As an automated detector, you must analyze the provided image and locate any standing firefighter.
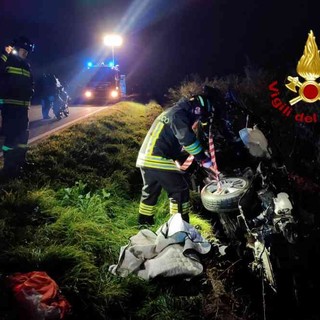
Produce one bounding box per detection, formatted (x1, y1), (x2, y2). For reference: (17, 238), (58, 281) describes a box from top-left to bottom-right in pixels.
(39, 73), (59, 120)
(136, 95), (214, 225)
(0, 36), (35, 178)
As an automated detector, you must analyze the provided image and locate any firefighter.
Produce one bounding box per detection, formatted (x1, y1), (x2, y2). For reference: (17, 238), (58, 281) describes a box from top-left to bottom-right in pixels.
(39, 73), (53, 120)
(136, 94), (214, 225)
(39, 73), (59, 120)
(0, 36), (35, 178)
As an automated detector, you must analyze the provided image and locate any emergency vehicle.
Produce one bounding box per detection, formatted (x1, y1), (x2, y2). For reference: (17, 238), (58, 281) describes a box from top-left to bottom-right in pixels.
(76, 62), (126, 105)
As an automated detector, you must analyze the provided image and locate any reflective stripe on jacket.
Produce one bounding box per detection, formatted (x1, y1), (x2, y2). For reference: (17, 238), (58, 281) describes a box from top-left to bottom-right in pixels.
(136, 98), (207, 171)
(0, 99), (30, 106)
(0, 51), (34, 103)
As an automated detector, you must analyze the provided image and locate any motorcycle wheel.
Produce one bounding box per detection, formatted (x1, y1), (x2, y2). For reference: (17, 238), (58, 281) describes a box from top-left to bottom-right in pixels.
(54, 111), (62, 120)
(63, 105), (69, 117)
(201, 177), (250, 213)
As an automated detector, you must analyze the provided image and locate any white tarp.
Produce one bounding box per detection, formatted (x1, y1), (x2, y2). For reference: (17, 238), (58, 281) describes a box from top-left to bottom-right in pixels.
(109, 213), (212, 280)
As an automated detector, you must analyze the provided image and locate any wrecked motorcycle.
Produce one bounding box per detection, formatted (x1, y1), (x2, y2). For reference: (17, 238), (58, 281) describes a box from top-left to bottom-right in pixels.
(53, 86), (70, 120)
(198, 93), (302, 317)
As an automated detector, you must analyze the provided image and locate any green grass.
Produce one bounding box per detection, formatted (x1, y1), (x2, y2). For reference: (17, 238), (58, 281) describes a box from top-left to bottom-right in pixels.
(0, 101), (235, 320)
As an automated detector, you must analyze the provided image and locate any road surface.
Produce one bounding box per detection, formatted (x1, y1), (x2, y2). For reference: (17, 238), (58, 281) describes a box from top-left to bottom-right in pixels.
(0, 104), (109, 156)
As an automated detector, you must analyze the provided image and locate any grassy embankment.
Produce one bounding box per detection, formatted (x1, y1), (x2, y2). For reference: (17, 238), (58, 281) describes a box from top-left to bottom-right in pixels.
(0, 101), (219, 320)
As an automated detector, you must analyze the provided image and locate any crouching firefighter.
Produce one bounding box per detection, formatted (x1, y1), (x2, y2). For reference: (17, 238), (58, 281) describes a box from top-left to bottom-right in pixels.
(136, 94), (214, 225)
(0, 36), (35, 178)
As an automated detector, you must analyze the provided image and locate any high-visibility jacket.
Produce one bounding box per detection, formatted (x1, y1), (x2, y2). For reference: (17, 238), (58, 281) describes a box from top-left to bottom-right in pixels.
(136, 97), (207, 171)
(0, 51), (34, 107)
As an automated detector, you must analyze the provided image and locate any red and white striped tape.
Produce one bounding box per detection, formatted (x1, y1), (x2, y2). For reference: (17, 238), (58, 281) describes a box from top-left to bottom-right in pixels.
(178, 154), (194, 170)
(208, 123), (220, 182)
(177, 122), (221, 185)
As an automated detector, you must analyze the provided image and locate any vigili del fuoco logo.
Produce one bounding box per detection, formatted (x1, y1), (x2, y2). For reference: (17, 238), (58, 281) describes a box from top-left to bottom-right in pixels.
(268, 30), (320, 123)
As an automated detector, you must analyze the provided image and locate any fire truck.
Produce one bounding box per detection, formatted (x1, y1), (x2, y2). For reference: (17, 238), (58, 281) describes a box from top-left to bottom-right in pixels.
(75, 63), (126, 105)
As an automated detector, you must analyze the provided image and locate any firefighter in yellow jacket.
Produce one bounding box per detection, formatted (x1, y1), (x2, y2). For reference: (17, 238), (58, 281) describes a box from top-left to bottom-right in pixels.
(136, 95), (214, 225)
(0, 36), (35, 178)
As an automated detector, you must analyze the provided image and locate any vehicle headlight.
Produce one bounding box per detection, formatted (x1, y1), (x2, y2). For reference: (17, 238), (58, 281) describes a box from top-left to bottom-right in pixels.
(84, 90), (93, 98)
(110, 90), (119, 98)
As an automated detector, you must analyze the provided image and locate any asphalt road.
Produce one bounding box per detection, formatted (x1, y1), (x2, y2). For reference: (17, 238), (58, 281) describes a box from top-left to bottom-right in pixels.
(0, 104), (109, 155)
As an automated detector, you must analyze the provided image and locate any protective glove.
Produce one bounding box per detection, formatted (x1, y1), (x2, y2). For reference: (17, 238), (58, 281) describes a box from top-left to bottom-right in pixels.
(4, 46), (13, 54)
(201, 157), (213, 168)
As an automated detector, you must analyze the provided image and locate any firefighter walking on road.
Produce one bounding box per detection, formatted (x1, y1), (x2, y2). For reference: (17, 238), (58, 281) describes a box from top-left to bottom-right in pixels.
(0, 36), (35, 179)
(136, 94), (215, 225)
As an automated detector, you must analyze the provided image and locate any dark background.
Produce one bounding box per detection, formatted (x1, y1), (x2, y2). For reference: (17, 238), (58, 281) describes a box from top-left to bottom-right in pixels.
(1, 0), (319, 97)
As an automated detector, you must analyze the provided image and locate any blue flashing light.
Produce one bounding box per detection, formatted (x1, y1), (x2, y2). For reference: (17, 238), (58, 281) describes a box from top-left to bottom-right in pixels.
(87, 61), (93, 68)
(108, 61), (114, 68)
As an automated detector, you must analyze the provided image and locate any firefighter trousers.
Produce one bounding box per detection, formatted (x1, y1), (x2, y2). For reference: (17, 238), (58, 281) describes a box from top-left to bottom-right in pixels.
(139, 168), (190, 219)
(1, 104), (29, 173)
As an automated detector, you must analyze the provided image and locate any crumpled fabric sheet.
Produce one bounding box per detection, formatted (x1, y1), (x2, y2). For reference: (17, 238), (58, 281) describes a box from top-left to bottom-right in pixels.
(109, 213), (212, 280)
(5, 271), (71, 320)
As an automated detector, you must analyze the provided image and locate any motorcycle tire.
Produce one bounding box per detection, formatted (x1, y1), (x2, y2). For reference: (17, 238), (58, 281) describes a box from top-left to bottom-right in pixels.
(63, 105), (69, 117)
(55, 112), (62, 120)
(201, 176), (250, 213)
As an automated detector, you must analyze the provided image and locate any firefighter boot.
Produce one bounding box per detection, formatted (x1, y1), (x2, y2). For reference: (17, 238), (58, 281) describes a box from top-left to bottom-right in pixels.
(181, 214), (190, 223)
(138, 214), (154, 227)
(169, 199), (189, 222)
(0, 150), (21, 179)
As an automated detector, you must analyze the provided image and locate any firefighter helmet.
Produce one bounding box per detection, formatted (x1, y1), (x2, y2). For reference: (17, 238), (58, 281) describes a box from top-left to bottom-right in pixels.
(13, 36), (35, 52)
(189, 95), (213, 121)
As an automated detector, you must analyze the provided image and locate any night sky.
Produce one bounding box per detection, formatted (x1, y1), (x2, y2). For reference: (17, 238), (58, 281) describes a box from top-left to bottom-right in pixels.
(1, 0), (319, 96)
